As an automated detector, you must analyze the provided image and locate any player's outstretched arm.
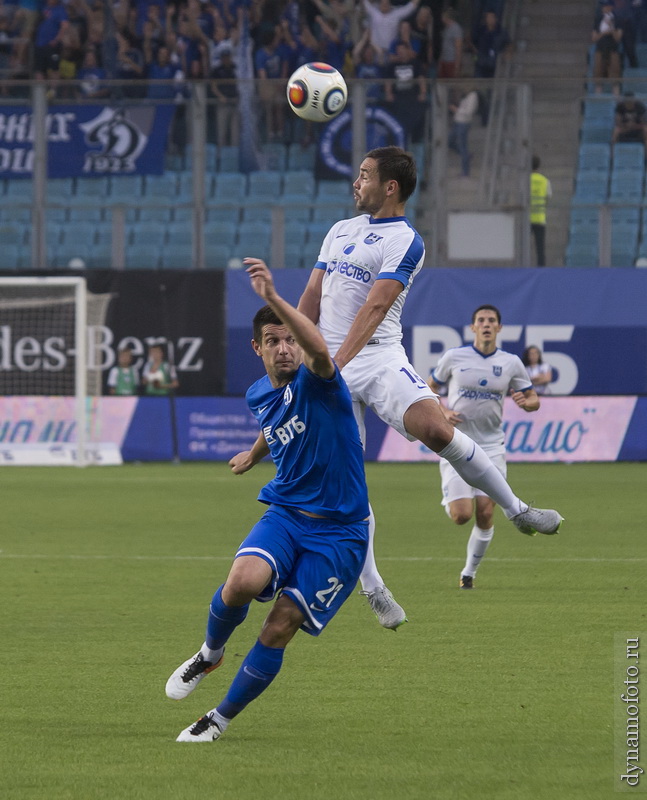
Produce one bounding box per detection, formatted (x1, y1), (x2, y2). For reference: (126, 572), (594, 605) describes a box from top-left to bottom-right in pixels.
(333, 278), (403, 370)
(297, 267), (323, 324)
(245, 258), (334, 379)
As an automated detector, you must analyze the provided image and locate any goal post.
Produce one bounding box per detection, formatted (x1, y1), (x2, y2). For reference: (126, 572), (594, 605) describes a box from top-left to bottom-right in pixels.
(0, 277), (91, 465)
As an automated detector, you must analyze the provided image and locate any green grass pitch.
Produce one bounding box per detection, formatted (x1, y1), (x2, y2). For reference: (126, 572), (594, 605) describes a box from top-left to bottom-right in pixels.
(2, 461), (645, 800)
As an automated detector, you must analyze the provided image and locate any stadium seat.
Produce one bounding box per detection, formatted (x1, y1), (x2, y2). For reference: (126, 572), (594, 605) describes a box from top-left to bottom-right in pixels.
(287, 142), (316, 171)
(125, 243), (161, 269)
(316, 179), (350, 200)
(167, 223), (193, 246)
(577, 143), (611, 172)
(109, 175), (145, 202)
(46, 178), (74, 202)
(612, 143), (644, 171)
(247, 170), (283, 200)
(204, 243), (233, 268)
(160, 243), (193, 269)
(73, 177), (110, 203)
(573, 173), (608, 203)
(177, 171), (195, 199)
(283, 170), (316, 197)
(312, 204), (346, 223)
(69, 206), (103, 223)
(61, 223), (96, 249)
(305, 221), (331, 244)
(280, 195), (313, 223)
(138, 206), (173, 224)
(128, 221), (167, 246)
(205, 225), (237, 249)
(6, 180), (32, 200)
(0, 206), (31, 224)
(217, 145), (239, 172)
(205, 143), (218, 171)
(211, 172), (247, 202)
(610, 170), (643, 199)
(45, 207), (68, 223)
(241, 204), (273, 224)
(145, 173), (178, 201)
(0, 244), (20, 270)
(262, 142), (287, 171)
(206, 206), (240, 225)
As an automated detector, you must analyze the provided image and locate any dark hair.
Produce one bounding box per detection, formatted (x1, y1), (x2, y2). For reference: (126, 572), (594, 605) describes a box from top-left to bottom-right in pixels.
(253, 305), (284, 342)
(522, 345), (542, 366)
(364, 146), (417, 202)
(471, 304), (501, 324)
(532, 155), (540, 171)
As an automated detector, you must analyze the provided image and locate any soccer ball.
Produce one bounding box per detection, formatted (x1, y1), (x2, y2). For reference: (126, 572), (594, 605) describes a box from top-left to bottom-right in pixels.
(286, 62), (348, 123)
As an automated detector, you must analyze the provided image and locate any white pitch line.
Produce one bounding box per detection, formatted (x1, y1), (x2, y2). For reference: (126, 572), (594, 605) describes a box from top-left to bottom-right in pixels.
(0, 553), (645, 564)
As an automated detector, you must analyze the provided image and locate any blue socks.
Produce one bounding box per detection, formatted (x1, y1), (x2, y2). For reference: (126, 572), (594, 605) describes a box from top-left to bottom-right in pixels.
(216, 639), (285, 720)
(205, 585), (249, 651)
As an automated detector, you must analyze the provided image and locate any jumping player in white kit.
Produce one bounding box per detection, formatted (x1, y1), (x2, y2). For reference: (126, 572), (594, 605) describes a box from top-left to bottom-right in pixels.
(233, 147), (563, 631)
(429, 305), (540, 589)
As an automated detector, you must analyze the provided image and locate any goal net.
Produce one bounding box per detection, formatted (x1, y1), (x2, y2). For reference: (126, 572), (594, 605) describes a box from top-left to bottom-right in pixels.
(0, 277), (114, 466)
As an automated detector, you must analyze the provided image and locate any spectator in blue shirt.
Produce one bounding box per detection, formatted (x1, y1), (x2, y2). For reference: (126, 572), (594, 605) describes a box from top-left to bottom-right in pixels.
(34, 0), (69, 79)
(254, 26), (286, 141)
(76, 48), (109, 98)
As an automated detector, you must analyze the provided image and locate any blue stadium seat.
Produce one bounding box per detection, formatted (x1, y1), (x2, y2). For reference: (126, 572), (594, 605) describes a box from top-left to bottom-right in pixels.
(45, 207), (68, 223)
(206, 206), (240, 225)
(61, 223), (96, 249)
(69, 206), (103, 223)
(125, 243), (161, 269)
(305, 221), (331, 244)
(73, 177), (109, 204)
(6, 180), (32, 200)
(241, 204), (273, 224)
(0, 244), (20, 270)
(109, 175), (145, 203)
(300, 241), (323, 269)
(206, 143), (218, 171)
(280, 195), (312, 223)
(138, 206), (173, 223)
(312, 204), (346, 223)
(316, 179), (349, 200)
(167, 223), (193, 246)
(50, 244), (93, 269)
(204, 243), (233, 268)
(247, 170), (283, 200)
(46, 178), (74, 202)
(128, 221), (166, 246)
(211, 172), (247, 202)
(177, 171), (194, 199)
(205, 225), (237, 249)
(145, 173), (178, 201)
(577, 143), (611, 172)
(612, 142), (644, 170)
(573, 172), (608, 202)
(287, 142), (316, 171)
(262, 142), (287, 171)
(610, 169), (643, 199)
(283, 170), (316, 197)
(0, 206), (31, 224)
(160, 243), (193, 269)
(218, 145), (239, 172)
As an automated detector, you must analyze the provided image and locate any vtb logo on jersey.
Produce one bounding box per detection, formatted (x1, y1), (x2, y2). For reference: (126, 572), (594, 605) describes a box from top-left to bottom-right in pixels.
(263, 425), (275, 444)
(493, 366), (502, 377)
(363, 233), (383, 245)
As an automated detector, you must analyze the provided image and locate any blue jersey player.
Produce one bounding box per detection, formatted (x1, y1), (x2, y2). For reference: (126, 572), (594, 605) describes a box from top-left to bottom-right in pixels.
(166, 258), (370, 743)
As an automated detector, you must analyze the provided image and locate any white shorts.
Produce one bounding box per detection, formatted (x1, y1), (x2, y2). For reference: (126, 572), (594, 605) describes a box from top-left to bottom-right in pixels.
(341, 344), (437, 443)
(439, 451), (507, 508)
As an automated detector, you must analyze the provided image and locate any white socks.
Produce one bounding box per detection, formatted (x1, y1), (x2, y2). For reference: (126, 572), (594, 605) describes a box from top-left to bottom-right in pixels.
(438, 429), (527, 519)
(359, 505), (384, 593)
(208, 709), (231, 731)
(462, 525), (494, 578)
(200, 642), (224, 664)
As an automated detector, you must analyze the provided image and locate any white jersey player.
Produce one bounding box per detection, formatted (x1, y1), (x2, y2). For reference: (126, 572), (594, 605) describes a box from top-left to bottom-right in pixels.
(233, 147), (562, 630)
(430, 305), (540, 589)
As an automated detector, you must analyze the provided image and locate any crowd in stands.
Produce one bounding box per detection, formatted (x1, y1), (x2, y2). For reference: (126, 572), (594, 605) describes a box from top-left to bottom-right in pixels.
(0, 1), (513, 139)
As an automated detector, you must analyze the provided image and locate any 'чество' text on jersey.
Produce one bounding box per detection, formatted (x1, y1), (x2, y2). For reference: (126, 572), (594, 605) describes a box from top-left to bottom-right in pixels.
(315, 214), (425, 352)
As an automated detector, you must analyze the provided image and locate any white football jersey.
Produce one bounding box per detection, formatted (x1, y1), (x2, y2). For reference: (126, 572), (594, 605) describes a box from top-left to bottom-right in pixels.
(315, 214), (425, 352)
(432, 345), (533, 455)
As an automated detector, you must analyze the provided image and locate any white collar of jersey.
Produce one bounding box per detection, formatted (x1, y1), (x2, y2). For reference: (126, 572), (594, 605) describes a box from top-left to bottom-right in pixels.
(471, 344), (499, 359)
(369, 215), (408, 224)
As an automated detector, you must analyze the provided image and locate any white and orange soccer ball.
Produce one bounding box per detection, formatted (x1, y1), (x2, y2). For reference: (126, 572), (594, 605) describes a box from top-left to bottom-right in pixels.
(286, 62), (348, 123)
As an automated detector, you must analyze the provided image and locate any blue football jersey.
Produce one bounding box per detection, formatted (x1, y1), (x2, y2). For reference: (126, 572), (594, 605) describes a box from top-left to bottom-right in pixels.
(246, 364), (369, 522)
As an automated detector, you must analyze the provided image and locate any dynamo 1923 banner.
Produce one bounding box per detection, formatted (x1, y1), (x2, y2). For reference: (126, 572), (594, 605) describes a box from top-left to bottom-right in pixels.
(0, 105), (175, 177)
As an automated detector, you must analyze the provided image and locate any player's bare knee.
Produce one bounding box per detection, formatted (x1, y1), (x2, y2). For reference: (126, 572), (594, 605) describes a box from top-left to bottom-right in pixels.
(260, 597), (304, 647)
(451, 510), (472, 526)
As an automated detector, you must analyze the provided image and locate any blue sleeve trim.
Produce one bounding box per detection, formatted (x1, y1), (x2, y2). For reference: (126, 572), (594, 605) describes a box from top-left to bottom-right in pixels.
(431, 369), (446, 386)
(376, 272), (408, 287)
(314, 261), (326, 271)
(391, 231), (425, 283)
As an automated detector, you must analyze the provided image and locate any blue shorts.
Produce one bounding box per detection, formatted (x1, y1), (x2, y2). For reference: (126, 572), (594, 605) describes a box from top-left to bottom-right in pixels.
(235, 505), (369, 637)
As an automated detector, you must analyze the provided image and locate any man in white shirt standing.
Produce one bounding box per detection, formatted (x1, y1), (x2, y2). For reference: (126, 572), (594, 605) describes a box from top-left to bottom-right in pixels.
(449, 87), (479, 177)
(429, 305), (540, 589)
